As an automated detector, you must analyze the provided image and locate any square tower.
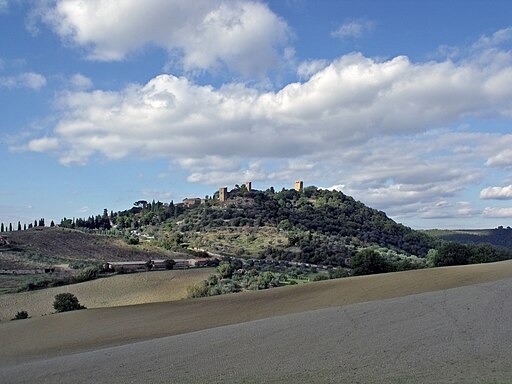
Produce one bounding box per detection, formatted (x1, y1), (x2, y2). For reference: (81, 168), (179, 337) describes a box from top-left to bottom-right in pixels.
(219, 187), (228, 202)
(244, 181), (252, 192)
(294, 180), (303, 192)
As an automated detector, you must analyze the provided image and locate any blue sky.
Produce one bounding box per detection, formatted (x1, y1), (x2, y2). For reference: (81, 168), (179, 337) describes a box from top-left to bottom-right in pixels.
(1, 0), (512, 230)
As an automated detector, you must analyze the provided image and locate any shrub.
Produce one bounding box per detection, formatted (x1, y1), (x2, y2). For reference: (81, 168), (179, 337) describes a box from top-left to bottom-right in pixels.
(12, 310), (29, 320)
(311, 274), (329, 281)
(187, 282), (209, 298)
(217, 262), (234, 279)
(25, 277), (52, 291)
(53, 293), (86, 313)
(164, 259), (176, 270)
(352, 248), (393, 276)
(126, 236), (139, 245)
(329, 267), (349, 279)
(74, 266), (100, 283)
(430, 243), (471, 267)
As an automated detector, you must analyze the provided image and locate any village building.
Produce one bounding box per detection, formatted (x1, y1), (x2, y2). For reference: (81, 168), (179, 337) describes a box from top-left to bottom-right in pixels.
(182, 198), (201, 208)
(219, 187), (228, 202)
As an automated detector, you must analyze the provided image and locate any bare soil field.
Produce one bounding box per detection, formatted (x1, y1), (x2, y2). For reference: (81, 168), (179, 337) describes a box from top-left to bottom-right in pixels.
(0, 268), (214, 321)
(3, 277), (511, 383)
(1, 260), (512, 371)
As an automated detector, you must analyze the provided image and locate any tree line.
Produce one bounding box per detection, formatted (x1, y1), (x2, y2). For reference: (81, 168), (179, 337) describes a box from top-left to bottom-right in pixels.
(0, 218), (55, 233)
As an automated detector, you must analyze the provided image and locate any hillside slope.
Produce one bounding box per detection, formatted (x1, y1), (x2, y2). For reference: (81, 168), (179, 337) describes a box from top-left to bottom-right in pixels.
(107, 186), (438, 266)
(3, 276), (510, 383)
(0, 227), (178, 269)
(0, 268), (214, 321)
(1, 260), (512, 365)
(427, 228), (512, 251)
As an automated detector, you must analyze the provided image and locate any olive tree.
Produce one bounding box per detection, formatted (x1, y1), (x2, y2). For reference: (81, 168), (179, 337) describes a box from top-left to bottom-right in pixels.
(53, 293), (86, 313)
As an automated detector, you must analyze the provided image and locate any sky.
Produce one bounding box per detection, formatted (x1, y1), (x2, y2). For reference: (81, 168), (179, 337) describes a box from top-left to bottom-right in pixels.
(1, 0), (512, 230)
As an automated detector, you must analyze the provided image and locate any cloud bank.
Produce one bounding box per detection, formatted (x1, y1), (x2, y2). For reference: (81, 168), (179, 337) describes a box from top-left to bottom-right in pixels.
(24, 47), (512, 163)
(40, 0), (291, 77)
(19, 37), (512, 219)
(18, 4), (512, 225)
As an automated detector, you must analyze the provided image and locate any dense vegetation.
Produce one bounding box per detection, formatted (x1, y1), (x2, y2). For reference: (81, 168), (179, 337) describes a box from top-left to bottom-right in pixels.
(427, 242), (512, 267)
(52, 185), (512, 270)
(426, 228), (512, 251)
(187, 258), (349, 298)
(61, 186), (437, 267)
(3, 185), (511, 298)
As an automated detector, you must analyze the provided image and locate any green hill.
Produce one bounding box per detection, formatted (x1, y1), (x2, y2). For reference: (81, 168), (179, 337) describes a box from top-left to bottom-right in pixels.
(3, 186), (512, 295)
(103, 186), (437, 266)
(425, 228), (512, 251)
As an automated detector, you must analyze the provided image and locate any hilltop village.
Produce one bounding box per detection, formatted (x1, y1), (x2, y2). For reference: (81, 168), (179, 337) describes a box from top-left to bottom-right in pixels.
(181, 180), (304, 207)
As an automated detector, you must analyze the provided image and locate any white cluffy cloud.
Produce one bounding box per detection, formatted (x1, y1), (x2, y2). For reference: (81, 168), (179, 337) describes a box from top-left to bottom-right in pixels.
(20, 29), (512, 221)
(41, 0), (291, 77)
(480, 185), (512, 200)
(25, 47), (512, 163)
(0, 72), (47, 90)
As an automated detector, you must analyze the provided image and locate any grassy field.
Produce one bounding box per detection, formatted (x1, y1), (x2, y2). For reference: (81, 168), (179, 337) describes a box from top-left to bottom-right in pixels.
(0, 268), (215, 321)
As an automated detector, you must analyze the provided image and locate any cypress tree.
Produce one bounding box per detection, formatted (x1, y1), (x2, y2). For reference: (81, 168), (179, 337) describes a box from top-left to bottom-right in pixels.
(1, 223), (4, 232)
(17, 221), (21, 231)
(9, 223), (13, 232)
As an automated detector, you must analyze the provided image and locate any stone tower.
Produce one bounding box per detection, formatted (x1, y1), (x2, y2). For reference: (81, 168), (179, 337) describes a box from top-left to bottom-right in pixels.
(294, 180), (303, 192)
(244, 181), (252, 192)
(219, 187), (228, 202)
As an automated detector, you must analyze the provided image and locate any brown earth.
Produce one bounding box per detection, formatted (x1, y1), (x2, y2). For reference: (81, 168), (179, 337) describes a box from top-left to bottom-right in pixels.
(0, 227), (179, 269)
(1, 260), (512, 366)
(0, 268), (215, 321)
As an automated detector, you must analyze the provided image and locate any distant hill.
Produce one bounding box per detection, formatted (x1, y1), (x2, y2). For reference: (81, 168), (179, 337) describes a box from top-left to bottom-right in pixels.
(4, 186), (512, 281)
(102, 186), (438, 266)
(0, 227), (178, 270)
(426, 228), (512, 251)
